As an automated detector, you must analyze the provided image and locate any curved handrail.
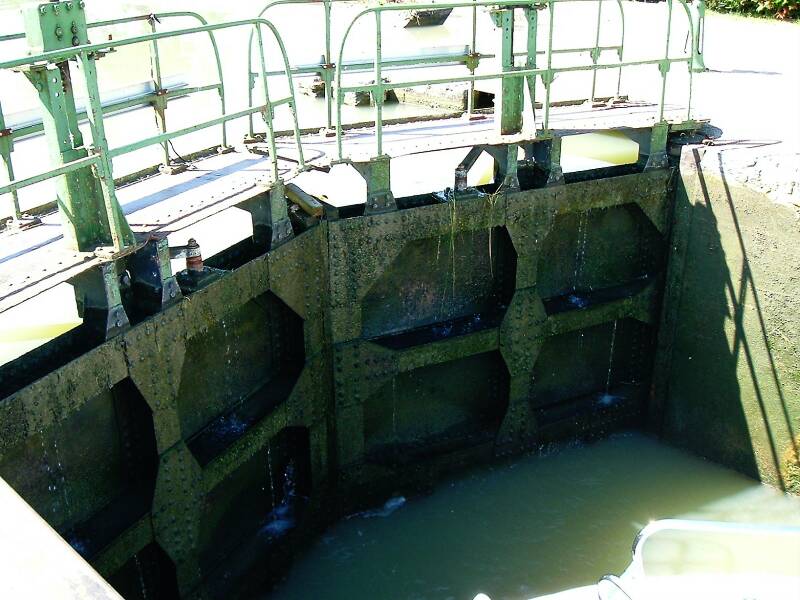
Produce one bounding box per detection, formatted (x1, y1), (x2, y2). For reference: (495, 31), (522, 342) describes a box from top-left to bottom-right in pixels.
(0, 11), (228, 221)
(0, 12), (227, 143)
(247, 0), (336, 134)
(0, 17), (306, 231)
(333, 0), (698, 160)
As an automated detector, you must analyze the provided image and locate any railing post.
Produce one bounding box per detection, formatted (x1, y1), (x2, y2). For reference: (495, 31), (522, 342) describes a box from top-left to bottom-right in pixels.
(323, 0), (334, 131)
(72, 262), (131, 341)
(147, 15), (180, 175)
(524, 5), (538, 124)
(374, 10), (384, 156)
(467, 0), (478, 118)
(353, 154), (396, 215)
(490, 6), (524, 135)
(255, 24), (280, 179)
(658, 0), (674, 123)
(543, 1), (556, 131)
(590, 0), (603, 103)
(484, 143), (520, 191)
(21, 1), (134, 252)
(689, 0), (706, 72)
(0, 101), (22, 221)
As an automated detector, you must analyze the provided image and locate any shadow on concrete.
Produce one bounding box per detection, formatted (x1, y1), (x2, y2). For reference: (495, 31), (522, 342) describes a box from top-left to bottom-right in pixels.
(665, 147), (798, 492)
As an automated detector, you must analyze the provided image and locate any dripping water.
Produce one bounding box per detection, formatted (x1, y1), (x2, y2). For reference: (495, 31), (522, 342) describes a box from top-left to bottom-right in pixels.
(266, 441), (276, 513)
(391, 376), (398, 452)
(449, 190), (457, 305)
(134, 554), (150, 600)
(573, 210), (589, 292)
(600, 319), (619, 406)
(262, 459), (299, 539)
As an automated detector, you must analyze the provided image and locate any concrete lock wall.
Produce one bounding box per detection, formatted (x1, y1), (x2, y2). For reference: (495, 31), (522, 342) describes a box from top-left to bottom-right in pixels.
(1, 164), (678, 597)
(655, 147), (800, 495)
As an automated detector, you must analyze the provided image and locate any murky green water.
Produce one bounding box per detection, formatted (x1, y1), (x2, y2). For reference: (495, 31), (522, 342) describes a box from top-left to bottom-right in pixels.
(268, 433), (800, 600)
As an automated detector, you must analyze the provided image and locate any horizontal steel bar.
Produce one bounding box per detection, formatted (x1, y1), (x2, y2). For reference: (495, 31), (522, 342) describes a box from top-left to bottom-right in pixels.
(338, 57), (691, 93)
(0, 18), (283, 70)
(9, 84), (221, 141)
(0, 10), (221, 44)
(109, 105), (267, 158)
(0, 154), (99, 196)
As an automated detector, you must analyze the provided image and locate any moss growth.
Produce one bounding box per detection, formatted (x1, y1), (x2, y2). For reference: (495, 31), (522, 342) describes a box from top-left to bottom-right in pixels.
(782, 435), (800, 495)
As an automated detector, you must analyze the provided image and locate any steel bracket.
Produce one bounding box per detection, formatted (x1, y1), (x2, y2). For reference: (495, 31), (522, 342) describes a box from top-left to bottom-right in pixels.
(353, 155), (396, 215)
(628, 124), (669, 171)
(127, 234), (182, 317)
(151, 88), (168, 112)
(240, 179), (294, 251)
(484, 144), (520, 192)
(454, 145), (485, 194)
(72, 262), (130, 342)
(524, 137), (564, 186)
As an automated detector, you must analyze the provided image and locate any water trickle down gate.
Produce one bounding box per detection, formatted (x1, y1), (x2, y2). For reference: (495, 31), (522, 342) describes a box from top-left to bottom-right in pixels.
(0, 1), (709, 597)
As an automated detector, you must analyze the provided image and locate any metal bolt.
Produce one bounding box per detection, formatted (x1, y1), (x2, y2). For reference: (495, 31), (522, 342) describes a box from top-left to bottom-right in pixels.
(78, 1), (85, 8)
(71, 23), (77, 33)
(55, 26), (63, 38)
(39, 5), (48, 14)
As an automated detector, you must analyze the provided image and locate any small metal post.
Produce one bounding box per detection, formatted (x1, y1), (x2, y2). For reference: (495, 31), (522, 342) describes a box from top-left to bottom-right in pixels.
(454, 145), (484, 194)
(353, 154), (396, 215)
(645, 123), (669, 170)
(543, 1), (556, 131)
(127, 234), (182, 317)
(147, 15), (173, 173)
(0, 103), (22, 221)
(72, 262), (131, 341)
(491, 7), (523, 135)
(374, 10), (384, 156)
(658, 0), (674, 123)
(323, 0), (334, 131)
(524, 6), (538, 122)
(240, 179), (294, 250)
(485, 144), (520, 192)
(590, 0), (604, 103)
(528, 137), (564, 186)
(689, 0), (707, 72)
(255, 24), (280, 180)
(467, 0), (478, 118)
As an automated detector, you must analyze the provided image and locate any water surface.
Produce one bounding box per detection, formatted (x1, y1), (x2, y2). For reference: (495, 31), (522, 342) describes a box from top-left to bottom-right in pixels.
(269, 433), (800, 600)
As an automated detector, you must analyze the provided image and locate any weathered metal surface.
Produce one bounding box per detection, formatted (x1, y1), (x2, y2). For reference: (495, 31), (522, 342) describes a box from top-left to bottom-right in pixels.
(0, 163), (673, 597)
(0, 1), (703, 595)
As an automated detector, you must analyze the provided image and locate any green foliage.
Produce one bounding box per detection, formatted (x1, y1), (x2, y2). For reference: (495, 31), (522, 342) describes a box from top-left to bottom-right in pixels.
(706, 0), (799, 20)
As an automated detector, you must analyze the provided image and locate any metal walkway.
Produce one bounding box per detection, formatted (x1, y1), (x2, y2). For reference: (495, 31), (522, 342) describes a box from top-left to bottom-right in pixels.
(0, 0), (707, 316)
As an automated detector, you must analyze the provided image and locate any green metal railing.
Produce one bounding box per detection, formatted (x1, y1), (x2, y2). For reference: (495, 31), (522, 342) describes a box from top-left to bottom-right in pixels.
(0, 12), (227, 221)
(248, 0), (337, 136)
(333, 0), (699, 159)
(0, 16), (305, 250)
(0, 0), (705, 252)
(248, 0), (628, 138)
